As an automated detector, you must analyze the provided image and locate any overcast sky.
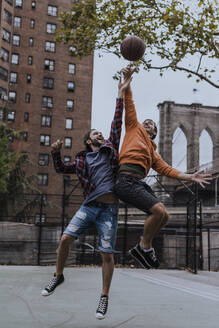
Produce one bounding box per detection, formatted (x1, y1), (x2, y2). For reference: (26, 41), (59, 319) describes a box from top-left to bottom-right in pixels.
(91, 52), (218, 171)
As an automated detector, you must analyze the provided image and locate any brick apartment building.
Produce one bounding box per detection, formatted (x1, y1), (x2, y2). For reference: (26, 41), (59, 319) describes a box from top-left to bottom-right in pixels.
(0, 0), (93, 223)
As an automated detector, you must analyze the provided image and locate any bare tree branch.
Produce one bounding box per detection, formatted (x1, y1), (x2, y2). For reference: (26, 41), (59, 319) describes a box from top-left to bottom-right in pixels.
(147, 64), (219, 88)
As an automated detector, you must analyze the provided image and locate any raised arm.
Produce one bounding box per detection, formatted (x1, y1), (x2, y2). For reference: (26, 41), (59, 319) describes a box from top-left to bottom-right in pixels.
(108, 73), (133, 151)
(51, 139), (76, 174)
(122, 66), (138, 130)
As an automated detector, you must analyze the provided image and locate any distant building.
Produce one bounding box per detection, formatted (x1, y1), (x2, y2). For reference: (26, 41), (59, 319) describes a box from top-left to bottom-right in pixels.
(0, 0), (93, 212)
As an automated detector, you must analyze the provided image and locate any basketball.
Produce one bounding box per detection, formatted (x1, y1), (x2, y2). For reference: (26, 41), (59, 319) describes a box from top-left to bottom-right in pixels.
(120, 35), (146, 61)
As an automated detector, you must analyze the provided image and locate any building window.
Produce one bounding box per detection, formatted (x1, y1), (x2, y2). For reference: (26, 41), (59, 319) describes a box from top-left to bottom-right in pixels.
(69, 63), (76, 74)
(0, 87), (7, 99)
(64, 156), (71, 162)
(8, 111), (15, 121)
(15, 0), (22, 8)
(31, 1), (36, 9)
(40, 134), (50, 146)
(67, 82), (75, 92)
(43, 77), (54, 89)
(64, 137), (72, 149)
(14, 16), (22, 28)
(0, 48), (9, 62)
(11, 53), (19, 65)
(29, 37), (34, 47)
(37, 174), (48, 186)
(9, 91), (16, 103)
(46, 23), (56, 34)
(4, 9), (12, 25)
(5, 0), (13, 6)
(13, 34), (20, 46)
(48, 5), (57, 16)
(39, 154), (49, 166)
(30, 19), (35, 29)
(42, 96), (53, 109)
(26, 74), (31, 83)
(41, 115), (52, 127)
(65, 118), (73, 130)
(25, 93), (31, 103)
(0, 66), (8, 81)
(23, 131), (28, 141)
(28, 56), (33, 65)
(66, 99), (74, 111)
(24, 112), (29, 122)
(0, 108), (3, 120)
(10, 72), (17, 83)
(44, 59), (55, 71)
(2, 29), (11, 43)
(35, 213), (46, 224)
(45, 41), (55, 53)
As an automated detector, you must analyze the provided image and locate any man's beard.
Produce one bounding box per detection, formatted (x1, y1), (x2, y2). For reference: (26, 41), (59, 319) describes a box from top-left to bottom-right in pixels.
(91, 139), (102, 147)
(145, 129), (154, 139)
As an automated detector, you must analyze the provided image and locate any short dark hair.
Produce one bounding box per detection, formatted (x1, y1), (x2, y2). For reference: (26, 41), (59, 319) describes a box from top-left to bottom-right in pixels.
(83, 129), (95, 151)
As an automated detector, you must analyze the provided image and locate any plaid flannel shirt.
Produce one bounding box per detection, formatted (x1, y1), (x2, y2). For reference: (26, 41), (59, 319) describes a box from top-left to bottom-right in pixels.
(52, 98), (123, 198)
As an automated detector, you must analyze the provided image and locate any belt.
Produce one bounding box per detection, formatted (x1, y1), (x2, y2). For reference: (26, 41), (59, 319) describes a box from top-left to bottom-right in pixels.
(119, 171), (144, 179)
(88, 200), (117, 207)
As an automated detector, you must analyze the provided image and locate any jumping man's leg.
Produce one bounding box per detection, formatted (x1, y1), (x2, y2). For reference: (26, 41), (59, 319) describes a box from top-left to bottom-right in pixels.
(41, 234), (75, 296)
(95, 203), (118, 320)
(100, 252), (114, 296)
(56, 234), (75, 276)
(41, 204), (92, 296)
(141, 202), (169, 249)
(129, 203), (169, 270)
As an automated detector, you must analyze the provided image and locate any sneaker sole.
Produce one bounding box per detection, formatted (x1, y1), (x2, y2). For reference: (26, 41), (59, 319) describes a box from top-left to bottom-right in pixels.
(95, 313), (106, 320)
(129, 248), (151, 269)
(41, 289), (54, 296)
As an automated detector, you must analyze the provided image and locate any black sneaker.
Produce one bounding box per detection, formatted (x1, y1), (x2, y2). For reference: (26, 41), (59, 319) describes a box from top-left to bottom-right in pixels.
(95, 295), (108, 320)
(129, 244), (160, 269)
(41, 273), (64, 296)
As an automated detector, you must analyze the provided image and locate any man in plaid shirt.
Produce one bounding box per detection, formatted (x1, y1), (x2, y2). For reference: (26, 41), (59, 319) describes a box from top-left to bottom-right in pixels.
(41, 71), (134, 320)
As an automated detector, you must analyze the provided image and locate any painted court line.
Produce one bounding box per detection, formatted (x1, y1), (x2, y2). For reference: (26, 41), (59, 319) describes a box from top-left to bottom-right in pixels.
(121, 271), (219, 302)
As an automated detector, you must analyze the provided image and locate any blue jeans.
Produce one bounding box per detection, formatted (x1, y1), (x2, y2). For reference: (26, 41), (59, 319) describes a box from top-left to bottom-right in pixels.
(64, 201), (119, 253)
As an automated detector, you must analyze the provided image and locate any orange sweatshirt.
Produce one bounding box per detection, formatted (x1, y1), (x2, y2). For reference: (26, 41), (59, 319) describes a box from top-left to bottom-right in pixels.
(119, 90), (180, 179)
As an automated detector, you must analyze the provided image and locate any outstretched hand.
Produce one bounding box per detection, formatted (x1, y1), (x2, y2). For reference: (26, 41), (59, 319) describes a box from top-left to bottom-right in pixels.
(121, 65), (137, 79)
(51, 139), (63, 152)
(191, 170), (212, 188)
(118, 65), (136, 98)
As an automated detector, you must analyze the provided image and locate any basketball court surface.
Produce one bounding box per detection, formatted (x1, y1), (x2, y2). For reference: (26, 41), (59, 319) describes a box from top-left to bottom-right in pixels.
(1, 266), (219, 328)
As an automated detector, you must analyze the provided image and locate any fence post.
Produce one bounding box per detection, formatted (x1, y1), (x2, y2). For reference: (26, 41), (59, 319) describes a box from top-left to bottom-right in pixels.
(193, 184), (198, 274)
(61, 177), (67, 235)
(37, 194), (44, 265)
(186, 203), (189, 268)
(208, 228), (211, 271)
(122, 203), (128, 266)
(199, 201), (203, 270)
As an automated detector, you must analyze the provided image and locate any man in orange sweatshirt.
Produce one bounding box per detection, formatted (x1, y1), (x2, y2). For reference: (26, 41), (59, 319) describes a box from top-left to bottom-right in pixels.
(114, 66), (211, 269)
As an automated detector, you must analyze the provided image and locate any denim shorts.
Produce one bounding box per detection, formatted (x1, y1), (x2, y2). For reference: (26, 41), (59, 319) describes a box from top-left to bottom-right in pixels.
(64, 201), (119, 253)
(114, 174), (159, 214)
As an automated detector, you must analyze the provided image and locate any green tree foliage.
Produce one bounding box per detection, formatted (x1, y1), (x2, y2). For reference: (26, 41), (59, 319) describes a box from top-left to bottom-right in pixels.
(56, 0), (219, 88)
(0, 106), (20, 193)
(0, 105), (39, 219)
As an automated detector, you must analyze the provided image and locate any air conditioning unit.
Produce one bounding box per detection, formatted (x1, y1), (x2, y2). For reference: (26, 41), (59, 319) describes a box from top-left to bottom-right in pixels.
(39, 160), (45, 165)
